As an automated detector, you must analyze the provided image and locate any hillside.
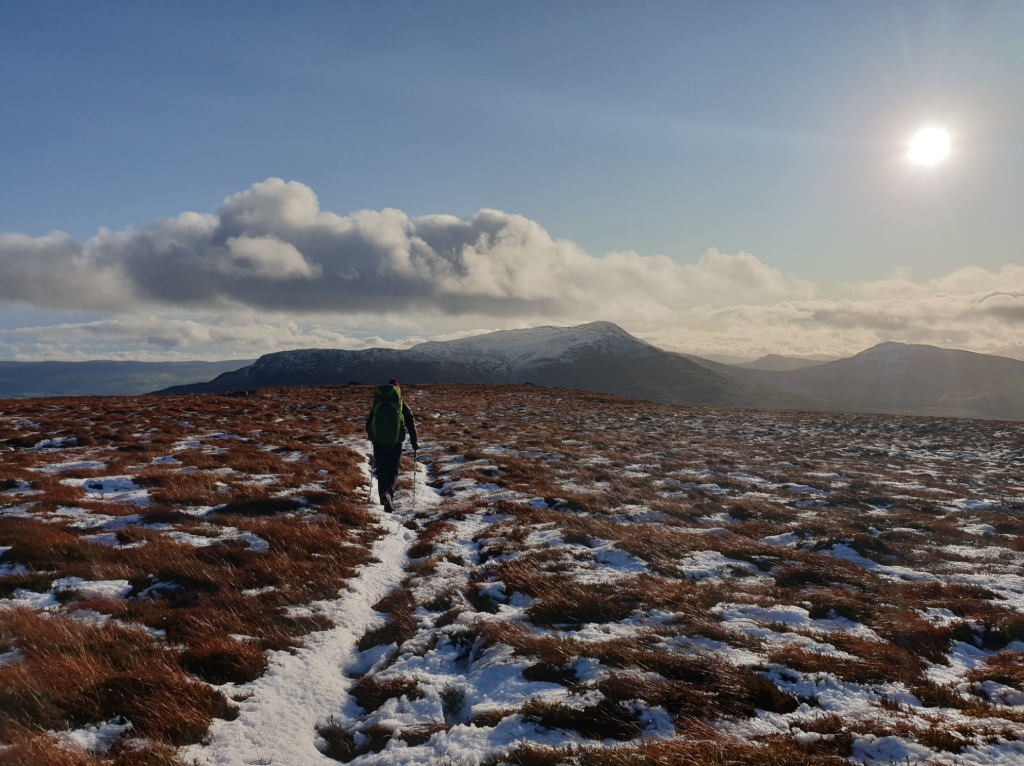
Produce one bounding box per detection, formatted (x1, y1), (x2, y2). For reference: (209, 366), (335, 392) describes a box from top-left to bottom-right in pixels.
(708, 342), (1024, 420)
(156, 322), (828, 412)
(2, 384), (1023, 764)
(731, 353), (835, 372)
(0, 359), (254, 398)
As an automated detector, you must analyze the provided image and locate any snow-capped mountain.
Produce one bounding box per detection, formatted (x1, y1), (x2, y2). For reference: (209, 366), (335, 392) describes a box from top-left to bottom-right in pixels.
(406, 321), (658, 374)
(157, 322), (822, 411)
(157, 326), (1024, 420)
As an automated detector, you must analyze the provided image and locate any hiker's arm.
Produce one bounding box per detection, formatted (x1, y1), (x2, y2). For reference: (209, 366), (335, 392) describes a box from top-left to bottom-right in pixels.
(365, 409), (374, 439)
(403, 404), (418, 449)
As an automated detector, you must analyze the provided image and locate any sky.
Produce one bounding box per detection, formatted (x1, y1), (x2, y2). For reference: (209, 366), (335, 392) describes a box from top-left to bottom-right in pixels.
(1, 0), (1022, 362)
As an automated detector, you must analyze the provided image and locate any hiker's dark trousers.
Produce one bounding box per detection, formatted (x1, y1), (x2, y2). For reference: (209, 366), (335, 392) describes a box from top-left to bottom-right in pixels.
(372, 443), (403, 504)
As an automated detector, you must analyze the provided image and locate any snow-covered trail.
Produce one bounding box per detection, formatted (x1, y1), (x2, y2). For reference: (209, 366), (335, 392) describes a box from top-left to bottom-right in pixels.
(183, 442), (438, 766)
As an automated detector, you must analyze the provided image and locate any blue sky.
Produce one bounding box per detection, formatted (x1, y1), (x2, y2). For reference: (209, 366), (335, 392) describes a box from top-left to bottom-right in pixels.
(1, 1), (1023, 360)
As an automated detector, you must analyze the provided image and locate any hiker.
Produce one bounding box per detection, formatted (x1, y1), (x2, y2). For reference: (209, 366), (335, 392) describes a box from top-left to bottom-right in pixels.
(365, 378), (418, 512)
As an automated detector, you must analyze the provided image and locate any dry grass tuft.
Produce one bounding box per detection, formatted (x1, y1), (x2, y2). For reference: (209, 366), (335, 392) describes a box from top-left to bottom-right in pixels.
(357, 588), (418, 651)
(0, 734), (107, 766)
(0, 608), (235, 746)
(179, 635), (269, 685)
(487, 734), (851, 766)
(968, 650), (1024, 690)
(519, 697), (644, 740)
(316, 719), (392, 762)
(349, 674), (423, 713)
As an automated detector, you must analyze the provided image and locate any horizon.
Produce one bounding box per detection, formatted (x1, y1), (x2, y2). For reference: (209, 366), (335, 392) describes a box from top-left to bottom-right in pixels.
(2, 2), (1022, 362)
(2, 320), (1020, 367)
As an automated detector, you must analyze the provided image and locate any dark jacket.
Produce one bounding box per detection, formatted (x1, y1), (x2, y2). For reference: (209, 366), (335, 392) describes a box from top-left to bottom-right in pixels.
(366, 398), (418, 447)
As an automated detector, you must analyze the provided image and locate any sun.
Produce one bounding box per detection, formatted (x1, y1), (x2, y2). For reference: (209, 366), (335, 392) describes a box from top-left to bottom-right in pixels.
(909, 128), (950, 165)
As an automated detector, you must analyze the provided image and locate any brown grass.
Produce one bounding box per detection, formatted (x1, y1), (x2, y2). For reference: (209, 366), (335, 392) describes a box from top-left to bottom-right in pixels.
(6, 384), (1024, 762)
(348, 674), (423, 713)
(485, 567), (721, 627)
(487, 734), (850, 765)
(968, 650), (1024, 690)
(0, 608), (235, 746)
(479, 622), (796, 718)
(316, 719), (392, 762)
(519, 697), (644, 740)
(0, 734), (107, 766)
(137, 470), (222, 506)
(357, 588), (418, 651)
(179, 635), (269, 685)
(0, 518), (108, 570)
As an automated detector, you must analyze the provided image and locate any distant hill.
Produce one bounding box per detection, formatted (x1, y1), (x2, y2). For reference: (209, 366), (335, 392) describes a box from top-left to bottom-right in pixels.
(0, 359), (255, 399)
(691, 352), (756, 365)
(157, 322), (827, 412)
(731, 354), (838, 372)
(703, 342), (1024, 420)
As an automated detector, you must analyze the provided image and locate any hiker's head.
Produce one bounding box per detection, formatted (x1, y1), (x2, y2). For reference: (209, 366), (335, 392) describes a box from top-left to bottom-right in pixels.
(389, 378), (399, 388)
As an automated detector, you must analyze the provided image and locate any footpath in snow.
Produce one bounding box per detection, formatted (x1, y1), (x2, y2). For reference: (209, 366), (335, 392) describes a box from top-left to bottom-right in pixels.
(183, 441), (434, 766)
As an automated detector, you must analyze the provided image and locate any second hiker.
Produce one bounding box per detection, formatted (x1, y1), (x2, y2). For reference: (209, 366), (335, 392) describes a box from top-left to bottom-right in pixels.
(365, 378), (418, 512)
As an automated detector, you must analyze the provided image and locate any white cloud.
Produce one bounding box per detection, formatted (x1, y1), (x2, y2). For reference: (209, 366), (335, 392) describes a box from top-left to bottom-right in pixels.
(0, 232), (134, 311)
(0, 177), (1021, 361)
(0, 178), (815, 316)
(219, 235), (322, 280)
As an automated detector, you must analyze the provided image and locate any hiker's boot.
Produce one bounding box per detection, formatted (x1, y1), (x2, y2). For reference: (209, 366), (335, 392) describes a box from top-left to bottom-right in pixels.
(382, 496), (394, 513)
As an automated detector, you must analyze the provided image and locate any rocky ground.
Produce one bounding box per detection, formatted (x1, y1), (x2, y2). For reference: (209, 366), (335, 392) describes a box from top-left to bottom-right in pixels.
(2, 384), (1023, 765)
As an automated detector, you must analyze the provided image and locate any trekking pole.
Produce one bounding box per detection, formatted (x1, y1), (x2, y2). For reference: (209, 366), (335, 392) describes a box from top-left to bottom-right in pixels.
(366, 454), (374, 504)
(412, 447), (418, 510)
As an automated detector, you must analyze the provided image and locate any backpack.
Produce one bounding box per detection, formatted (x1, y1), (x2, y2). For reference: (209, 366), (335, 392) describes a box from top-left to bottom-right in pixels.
(367, 385), (405, 445)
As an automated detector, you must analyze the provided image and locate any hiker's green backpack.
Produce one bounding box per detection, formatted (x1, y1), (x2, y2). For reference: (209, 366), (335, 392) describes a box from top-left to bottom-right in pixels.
(367, 385), (405, 445)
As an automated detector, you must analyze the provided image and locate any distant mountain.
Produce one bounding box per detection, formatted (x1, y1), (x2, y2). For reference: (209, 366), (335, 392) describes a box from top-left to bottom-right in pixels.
(153, 329), (1024, 421)
(692, 352), (756, 365)
(732, 354), (837, 372)
(704, 342), (1024, 420)
(0, 359), (254, 399)
(157, 322), (827, 411)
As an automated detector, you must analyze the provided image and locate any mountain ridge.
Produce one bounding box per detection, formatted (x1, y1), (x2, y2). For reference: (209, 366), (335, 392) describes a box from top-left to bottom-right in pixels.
(154, 325), (1024, 420)
(156, 322), (830, 412)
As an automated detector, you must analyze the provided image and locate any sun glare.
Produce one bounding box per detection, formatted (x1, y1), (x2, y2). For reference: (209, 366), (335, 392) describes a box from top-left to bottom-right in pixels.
(909, 128), (950, 165)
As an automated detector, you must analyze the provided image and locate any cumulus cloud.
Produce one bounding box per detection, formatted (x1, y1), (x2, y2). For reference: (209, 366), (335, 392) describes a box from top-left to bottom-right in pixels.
(0, 178), (814, 316)
(639, 276), (1024, 362)
(0, 232), (134, 311)
(0, 177), (1021, 361)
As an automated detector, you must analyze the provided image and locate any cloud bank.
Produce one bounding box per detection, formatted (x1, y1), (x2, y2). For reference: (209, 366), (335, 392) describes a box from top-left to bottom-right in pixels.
(0, 178), (813, 316)
(1, 178), (1022, 361)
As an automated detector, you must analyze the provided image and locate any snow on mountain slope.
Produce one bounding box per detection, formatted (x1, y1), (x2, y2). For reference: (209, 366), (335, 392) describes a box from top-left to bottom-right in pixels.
(406, 321), (658, 375)
(240, 322), (658, 380)
(156, 322), (824, 412)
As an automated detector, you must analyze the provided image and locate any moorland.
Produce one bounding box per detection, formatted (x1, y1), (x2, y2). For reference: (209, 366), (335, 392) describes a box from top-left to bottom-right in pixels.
(1, 384), (1023, 765)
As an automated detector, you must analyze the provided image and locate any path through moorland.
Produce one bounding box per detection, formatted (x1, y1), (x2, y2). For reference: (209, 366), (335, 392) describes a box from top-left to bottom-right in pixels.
(2, 384), (1024, 765)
